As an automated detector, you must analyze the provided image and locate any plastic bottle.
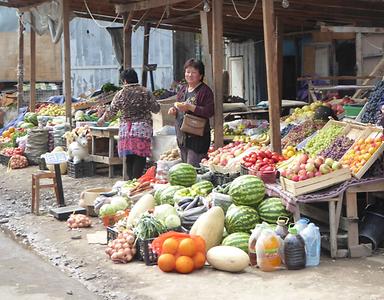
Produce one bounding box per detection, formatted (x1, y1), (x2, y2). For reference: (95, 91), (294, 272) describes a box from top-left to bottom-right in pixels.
(284, 226), (306, 270)
(300, 223), (321, 267)
(294, 217), (310, 233)
(275, 216), (289, 239)
(248, 223), (268, 266)
(256, 228), (282, 272)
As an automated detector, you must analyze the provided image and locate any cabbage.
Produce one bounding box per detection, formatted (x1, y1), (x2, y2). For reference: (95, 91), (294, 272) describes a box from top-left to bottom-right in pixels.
(165, 214), (181, 229)
(99, 204), (116, 217)
(153, 204), (177, 222)
(110, 196), (128, 211)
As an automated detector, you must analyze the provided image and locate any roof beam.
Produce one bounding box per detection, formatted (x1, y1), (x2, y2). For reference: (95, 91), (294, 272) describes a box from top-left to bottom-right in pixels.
(321, 26), (384, 33)
(115, 0), (187, 13)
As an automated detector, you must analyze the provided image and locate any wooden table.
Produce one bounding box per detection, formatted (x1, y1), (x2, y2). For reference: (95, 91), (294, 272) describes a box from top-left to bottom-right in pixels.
(89, 127), (127, 179)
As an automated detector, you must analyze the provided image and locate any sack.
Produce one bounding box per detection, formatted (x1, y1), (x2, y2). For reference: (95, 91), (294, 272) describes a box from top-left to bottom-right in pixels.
(180, 114), (207, 137)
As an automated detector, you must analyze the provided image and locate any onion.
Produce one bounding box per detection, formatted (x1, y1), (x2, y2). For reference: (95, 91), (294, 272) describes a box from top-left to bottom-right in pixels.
(122, 243), (129, 249)
(111, 253), (118, 260)
(125, 254), (132, 261)
(131, 247), (136, 255)
(123, 248), (131, 256)
(126, 235), (134, 244)
(114, 243), (122, 250)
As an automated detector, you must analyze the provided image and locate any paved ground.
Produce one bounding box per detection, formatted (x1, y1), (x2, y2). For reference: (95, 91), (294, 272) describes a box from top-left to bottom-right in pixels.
(0, 233), (100, 300)
(1, 165), (384, 300)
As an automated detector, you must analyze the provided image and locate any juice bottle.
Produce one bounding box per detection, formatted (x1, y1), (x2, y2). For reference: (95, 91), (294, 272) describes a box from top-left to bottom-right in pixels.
(248, 223), (267, 266)
(284, 226), (306, 270)
(256, 228), (282, 272)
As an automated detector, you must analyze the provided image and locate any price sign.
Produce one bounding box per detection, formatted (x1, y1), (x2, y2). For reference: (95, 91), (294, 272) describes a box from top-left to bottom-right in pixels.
(44, 152), (68, 165)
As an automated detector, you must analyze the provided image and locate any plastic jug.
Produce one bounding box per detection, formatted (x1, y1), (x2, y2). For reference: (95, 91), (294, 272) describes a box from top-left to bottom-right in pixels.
(300, 223), (321, 267)
(248, 222), (270, 266)
(294, 217), (310, 233)
(284, 225), (306, 270)
(256, 228), (282, 272)
(275, 216), (289, 239)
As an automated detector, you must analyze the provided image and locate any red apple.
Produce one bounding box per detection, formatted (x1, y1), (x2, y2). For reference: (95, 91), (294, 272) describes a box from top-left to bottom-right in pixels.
(299, 175), (308, 181)
(292, 175), (300, 182)
(299, 154), (309, 164)
(307, 171), (315, 178)
(315, 171), (322, 177)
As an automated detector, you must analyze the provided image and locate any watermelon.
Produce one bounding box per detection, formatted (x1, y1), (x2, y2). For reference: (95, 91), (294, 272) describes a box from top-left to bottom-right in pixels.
(225, 204), (260, 234)
(158, 185), (184, 205)
(258, 197), (291, 224)
(229, 175), (265, 207)
(168, 163), (197, 187)
(191, 180), (214, 196)
(154, 185), (169, 205)
(222, 232), (251, 253)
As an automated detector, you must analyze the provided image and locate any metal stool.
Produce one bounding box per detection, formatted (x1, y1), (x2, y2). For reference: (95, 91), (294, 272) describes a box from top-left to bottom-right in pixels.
(31, 172), (60, 215)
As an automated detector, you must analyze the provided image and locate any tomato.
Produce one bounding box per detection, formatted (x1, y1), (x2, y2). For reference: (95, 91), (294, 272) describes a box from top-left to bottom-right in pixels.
(258, 151), (266, 159)
(244, 162), (252, 168)
(265, 150), (272, 158)
(271, 155), (279, 163)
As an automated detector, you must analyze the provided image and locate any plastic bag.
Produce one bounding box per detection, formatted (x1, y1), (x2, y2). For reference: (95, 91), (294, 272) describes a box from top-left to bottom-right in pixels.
(156, 159), (182, 182)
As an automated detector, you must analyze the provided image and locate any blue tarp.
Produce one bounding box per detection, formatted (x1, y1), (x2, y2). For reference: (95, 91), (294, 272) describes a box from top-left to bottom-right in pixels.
(0, 107), (28, 135)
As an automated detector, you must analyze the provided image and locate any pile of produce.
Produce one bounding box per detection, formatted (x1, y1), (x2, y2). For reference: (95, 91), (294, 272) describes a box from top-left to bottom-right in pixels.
(284, 101), (324, 124)
(159, 148), (180, 161)
(101, 82), (121, 93)
(66, 214), (92, 229)
(35, 104), (65, 116)
(319, 136), (355, 160)
(134, 213), (167, 241)
(98, 195), (130, 221)
(282, 119), (325, 148)
(341, 134), (383, 174)
(1, 147), (24, 156)
(360, 80), (384, 124)
(22, 112), (38, 127)
(153, 88), (176, 100)
(280, 153), (342, 182)
(304, 123), (344, 156)
(241, 149), (284, 172)
(154, 204), (181, 230)
(8, 155), (28, 169)
(105, 231), (136, 263)
(177, 196), (208, 231)
(282, 145), (297, 159)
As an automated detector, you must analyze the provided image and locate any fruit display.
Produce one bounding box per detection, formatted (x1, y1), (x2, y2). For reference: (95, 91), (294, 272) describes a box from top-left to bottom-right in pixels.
(241, 149), (284, 172)
(319, 136), (355, 161)
(304, 123), (344, 156)
(281, 124), (295, 138)
(35, 103), (65, 116)
(221, 232), (251, 253)
(225, 204), (260, 234)
(360, 80), (384, 124)
(168, 163), (197, 187)
(153, 88), (176, 100)
(105, 231), (136, 263)
(282, 119), (325, 148)
(280, 154), (342, 182)
(257, 197), (291, 224)
(341, 133), (384, 175)
(250, 132), (270, 145)
(284, 101), (324, 124)
(159, 148), (180, 161)
(228, 175), (265, 207)
(66, 214), (92, 229)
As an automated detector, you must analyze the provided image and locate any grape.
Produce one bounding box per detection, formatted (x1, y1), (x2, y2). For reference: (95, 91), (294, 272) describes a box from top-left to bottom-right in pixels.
(304, 124), (344, 156)
(282, 119), (325, 148)
(319, 136), (354, 160)
(361, 81), (384, 124)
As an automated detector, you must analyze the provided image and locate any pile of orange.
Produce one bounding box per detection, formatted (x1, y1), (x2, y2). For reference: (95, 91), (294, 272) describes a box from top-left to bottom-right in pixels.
(341, 135), (383, 174)
(157, 236), (206, 274)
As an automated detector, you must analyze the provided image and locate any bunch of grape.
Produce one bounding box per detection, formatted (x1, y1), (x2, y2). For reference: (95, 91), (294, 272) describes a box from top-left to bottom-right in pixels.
(305, 124), (344, 156)
(320, 136), (354, 161)
(282, 119), (325, 148)
(361, 81), (384, 124)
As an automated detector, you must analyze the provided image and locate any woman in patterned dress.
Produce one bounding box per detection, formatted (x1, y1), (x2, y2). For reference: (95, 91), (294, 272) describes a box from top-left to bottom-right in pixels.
(97, 69), (160, 179)
(168, 59), (214, 167)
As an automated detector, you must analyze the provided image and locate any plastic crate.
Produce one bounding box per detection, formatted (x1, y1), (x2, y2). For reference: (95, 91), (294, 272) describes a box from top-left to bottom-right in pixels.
(106, 226), (119, 242)
(240, 163), (277, 184)
(344, 104), (364, 117)
(67, 161), (95, 178)
(136, 238), (158, 266)
(0, 154), (10, 166)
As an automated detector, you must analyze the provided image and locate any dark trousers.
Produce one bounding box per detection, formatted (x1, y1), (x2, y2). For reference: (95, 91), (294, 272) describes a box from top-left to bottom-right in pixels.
(179, 146), (206, 167)
(125, 154), (146, 180)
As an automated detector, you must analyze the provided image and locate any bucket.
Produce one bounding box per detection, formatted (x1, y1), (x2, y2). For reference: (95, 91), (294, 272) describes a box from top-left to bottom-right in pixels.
(359, 211), (384, 250)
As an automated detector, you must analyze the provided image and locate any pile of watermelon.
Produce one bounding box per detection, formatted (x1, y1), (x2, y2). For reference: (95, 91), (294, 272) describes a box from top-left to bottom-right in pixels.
(222, 175), (291, 253)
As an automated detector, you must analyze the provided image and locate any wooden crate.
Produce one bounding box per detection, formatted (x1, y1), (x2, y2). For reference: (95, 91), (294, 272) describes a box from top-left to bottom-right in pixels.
(280, 167), (351, 196)
(343, 128), (384, 179)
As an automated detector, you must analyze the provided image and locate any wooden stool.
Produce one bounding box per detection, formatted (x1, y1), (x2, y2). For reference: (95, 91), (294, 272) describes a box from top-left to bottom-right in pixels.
(31, 172), (60, 215)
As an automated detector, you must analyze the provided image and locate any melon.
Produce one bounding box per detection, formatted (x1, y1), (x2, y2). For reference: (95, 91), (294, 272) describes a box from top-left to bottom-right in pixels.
(158, 185), (184, 205)
(225, 204), (259, 234)
(258, 197), (291, 224)
(228, 175), (265, 207)
(168, 163), (197, 187)
(221, 232), (251, 253)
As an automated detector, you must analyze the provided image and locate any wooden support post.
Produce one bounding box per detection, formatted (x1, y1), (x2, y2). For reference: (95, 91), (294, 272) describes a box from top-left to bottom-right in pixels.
(123, 11), (134, 69)
(212, 0), (224, 148)
(17, 13), (24, 111)
(346, 191), (359, 253)
(262, 0), (281, 153)
(30, 15), (36, 113)
(276, 17), (283, 109)
(141, 22), (150, 87)
(63, 0), (72, 127)
(200, 11), (213, 88)
(356, 32), (363, 86)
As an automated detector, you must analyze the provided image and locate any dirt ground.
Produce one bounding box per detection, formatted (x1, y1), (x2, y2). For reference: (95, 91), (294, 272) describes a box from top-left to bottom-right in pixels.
(1, 164), (384, 300)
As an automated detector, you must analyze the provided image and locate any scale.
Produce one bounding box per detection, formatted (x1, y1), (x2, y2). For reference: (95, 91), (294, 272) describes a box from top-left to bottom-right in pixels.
(44, 152), (87, 220)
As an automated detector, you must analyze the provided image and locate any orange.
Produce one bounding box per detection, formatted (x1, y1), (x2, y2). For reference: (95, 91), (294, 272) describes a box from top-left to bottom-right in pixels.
(162, 237), (179, 255)
(192, 251), (206, 269)
(193, 236), (206, 253)
(175, 256), (195, 274)
(177, 238), (196, 257)
(158, 253), (176, 272)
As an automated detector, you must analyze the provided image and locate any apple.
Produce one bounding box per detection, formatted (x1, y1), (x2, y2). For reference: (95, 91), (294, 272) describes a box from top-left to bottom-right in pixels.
(319, 164), (331, 175)
(280, 170), (287, 177)
(305, 163), (316, 172)
(314, 157), (324, 168)
(332, 161), (342, 170)
(292, 175), (300, 182)
(325, 158), (334, 167)
(315, 171), (322, 177)
(299, 175), (308, 181)
(212, 157), (220, 164)
(300, 163), (307, 170)
(307, 158), (316, 165)
(299, 154), (309, 164)
(298, 169), (307, 177)
(307, 171), (315, 178)
(293, 166), (300, 174)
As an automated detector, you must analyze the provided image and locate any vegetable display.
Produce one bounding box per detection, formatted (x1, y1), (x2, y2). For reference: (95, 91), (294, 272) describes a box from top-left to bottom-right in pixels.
(221, 232), (251, 253)
(257, 197), (291, 224)
(225, 204), (260, 234)
(160, 148), (180, 161)
(134, 213), (167, 240)
(9, 155), (28, 169)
